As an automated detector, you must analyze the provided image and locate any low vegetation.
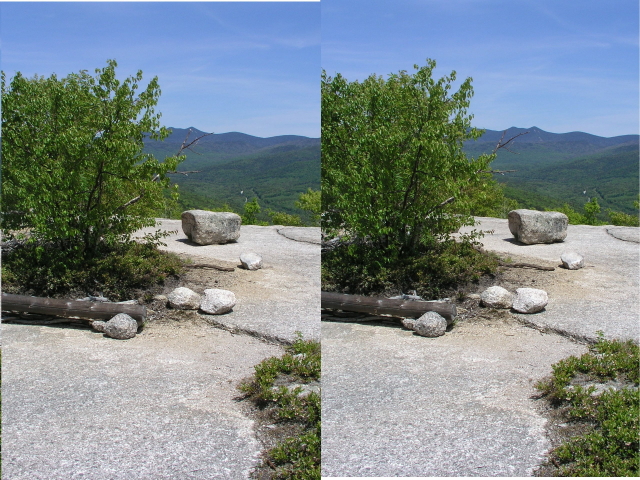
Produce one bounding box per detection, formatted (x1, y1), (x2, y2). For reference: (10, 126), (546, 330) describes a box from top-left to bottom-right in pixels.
(535, 336), (639, 476)
(322, 236), (499, 299)
(239, 336), (320, 479)
(548, 196), (639, 227)
(2, 236), (184, 300)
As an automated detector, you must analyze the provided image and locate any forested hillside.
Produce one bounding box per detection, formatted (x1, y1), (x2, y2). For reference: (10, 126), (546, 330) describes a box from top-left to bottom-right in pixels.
(465, 127), (639, 215)
(143, 128), (320, 219)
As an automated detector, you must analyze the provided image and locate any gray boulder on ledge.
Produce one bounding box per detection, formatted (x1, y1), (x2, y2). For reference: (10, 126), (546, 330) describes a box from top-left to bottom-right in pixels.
(508, 209), (568, 245)
(181, 210), (241, 245)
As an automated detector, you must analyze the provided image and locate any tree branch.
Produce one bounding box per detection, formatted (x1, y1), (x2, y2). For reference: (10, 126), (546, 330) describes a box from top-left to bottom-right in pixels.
(479, 169), (517, 175)
(118, 129), (212, 211)
(493, 130), (529, 155)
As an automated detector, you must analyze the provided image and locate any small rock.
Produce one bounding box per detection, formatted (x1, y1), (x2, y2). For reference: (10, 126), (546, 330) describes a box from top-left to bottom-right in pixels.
(153, 294), (168, 302)
(92, 313), (138, 340)
(401, 318), (417, 330)
(78, 295), (110, 302)
(466, 293), (481, 300)
(167, 287), (201, 310)
(407, 311), (448, 337)
(480, 286), (514, 309)
(273, 382), (321, 398)
(240, 252), (263, 270)
(561, 252), (585, 270)
(512, 288), (548, 314)
(200, 289), (236, 315)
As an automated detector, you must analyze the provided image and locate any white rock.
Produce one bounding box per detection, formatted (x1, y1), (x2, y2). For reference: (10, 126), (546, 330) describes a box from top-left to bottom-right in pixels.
(240, 252), (263, 270)
(561, 252), (585, 270)
(508, 209), (568, 244)
(181, 210), (241, 245)
(166, 287), (201, 310)
(512, 288), (548, 313)
(407, 311), (448, 337)
(200, 289), (236, 315)
(92, 313), (138, 340)
(480, 286), (514, 309)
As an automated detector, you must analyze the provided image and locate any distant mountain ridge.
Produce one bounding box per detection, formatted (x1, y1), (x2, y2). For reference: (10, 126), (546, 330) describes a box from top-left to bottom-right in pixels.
(474, 126), (637, 147)
(465, 127), (639, 215)
(143, 127), (320, 220)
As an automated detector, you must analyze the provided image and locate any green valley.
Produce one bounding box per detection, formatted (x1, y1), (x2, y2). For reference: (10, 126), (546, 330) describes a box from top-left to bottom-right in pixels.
(465, 127), (639, 217)
(144, 128), (320, 223)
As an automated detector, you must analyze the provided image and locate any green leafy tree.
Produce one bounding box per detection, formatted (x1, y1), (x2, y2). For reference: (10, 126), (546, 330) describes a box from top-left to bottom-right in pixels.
(322, 60), (495, 260)
(295, 188), (321, 226)
(584, 197), (601, 226)
(1, 60), (183, 258)
(242, 198), (262, 225)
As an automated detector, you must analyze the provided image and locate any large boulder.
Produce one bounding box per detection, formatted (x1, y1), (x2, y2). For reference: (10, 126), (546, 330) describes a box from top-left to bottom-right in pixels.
(181, 210), (241, 245)
(92, 313), (138, 340)
(508, 209), (568, 245)
(200, 289), (236, 315)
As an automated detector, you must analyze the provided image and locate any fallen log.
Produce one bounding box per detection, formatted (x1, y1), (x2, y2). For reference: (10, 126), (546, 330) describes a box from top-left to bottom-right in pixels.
(321, 291), (456, 323)
(498, 261), (555, 271)
(1, 293), (146, 326)
(184, 263), (234, 271)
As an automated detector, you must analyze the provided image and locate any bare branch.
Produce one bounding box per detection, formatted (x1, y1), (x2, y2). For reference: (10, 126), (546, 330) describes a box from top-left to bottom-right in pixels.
(479, 169), (517, 175)
(166, 170), (201, 176)
(118, 129), (212, 211)
(493, 130), (529, 154)
(175, 128), (214, 157)
(425, 196), (455, 216)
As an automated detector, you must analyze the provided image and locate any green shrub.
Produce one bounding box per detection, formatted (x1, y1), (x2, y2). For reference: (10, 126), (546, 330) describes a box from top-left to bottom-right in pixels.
(549, 204), (587, 225)
(536, 337), (639, 476)
(1, 60), (184, 259)
(608, 209), (639, 227)
(322, 60), (497, 261)
(239, 336), (320, 479)
(584, 197), (602, 225)
(268, 210), (304, 226)
(2, 238), (183, 300)
(295, 188), (321, 226)
(322, 235), (498, 298)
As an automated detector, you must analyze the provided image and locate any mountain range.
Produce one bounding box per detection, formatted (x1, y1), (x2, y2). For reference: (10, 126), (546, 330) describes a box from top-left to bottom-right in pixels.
(465, 126), (639, 215)
(143, 128), (320, 220)
(143, 125), (637, 221)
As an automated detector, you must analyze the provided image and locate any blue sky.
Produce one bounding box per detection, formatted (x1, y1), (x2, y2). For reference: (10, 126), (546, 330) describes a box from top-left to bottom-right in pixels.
(322, 0), (639, 137)
(1, 2), (320, 138)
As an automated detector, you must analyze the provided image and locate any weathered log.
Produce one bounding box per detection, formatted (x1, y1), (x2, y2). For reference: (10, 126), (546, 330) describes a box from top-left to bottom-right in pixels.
(1, 293), (146, 326)
(321, 291), (456, 323)
(498, 261), (555, 271)
(185, 263), (235, 271)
